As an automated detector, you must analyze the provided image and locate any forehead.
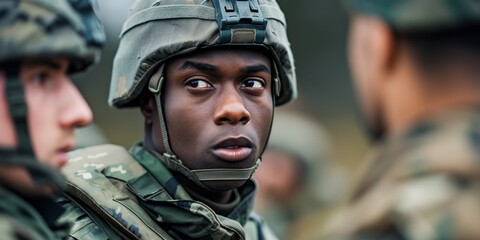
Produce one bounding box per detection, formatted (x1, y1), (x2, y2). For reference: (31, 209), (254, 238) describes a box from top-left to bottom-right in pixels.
(166, 47), (272, 69)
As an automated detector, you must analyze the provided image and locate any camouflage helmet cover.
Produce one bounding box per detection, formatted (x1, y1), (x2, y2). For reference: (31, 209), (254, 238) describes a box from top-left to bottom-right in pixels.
(0, 0), (98, 72)
(110, 0), (296, 107)
(346, 0), (480, 31)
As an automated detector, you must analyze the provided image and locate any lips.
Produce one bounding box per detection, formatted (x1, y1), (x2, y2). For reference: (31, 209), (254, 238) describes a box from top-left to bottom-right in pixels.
(212, 137), (254, 162)
(55, 150), (69, 168)
(55, 143), (75, 168)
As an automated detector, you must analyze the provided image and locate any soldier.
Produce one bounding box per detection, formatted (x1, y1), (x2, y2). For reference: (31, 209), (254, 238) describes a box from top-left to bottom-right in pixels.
(321, 0), (480, 239)
(0, 0), (104, 239)
(59, 0), (295, 239)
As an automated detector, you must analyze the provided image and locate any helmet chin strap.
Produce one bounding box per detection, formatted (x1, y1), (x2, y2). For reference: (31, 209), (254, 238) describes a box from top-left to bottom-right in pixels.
(148, 64), (263, 191)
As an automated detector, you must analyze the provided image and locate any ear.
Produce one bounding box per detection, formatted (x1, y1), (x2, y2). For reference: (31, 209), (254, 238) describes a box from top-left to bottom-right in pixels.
(140, 96), (155, 124)
(369, 17), (397, 73)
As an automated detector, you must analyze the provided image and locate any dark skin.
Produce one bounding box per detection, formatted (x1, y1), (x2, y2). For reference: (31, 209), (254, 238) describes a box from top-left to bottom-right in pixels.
(142, 48), (273, 203)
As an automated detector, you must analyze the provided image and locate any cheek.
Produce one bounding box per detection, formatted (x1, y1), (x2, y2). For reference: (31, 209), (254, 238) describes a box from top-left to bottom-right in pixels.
(25, 88), (57, 162)
(248, 97), (273, 146)
(163, 91), (210, 151)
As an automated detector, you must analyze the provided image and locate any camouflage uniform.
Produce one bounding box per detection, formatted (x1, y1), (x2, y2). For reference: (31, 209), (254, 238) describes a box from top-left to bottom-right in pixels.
(322, 1), (480, 239)
(323, 109), (480, 239)
(59, 0), (295, 239)
(0, 0), (104, 239)
(59, 143), (277, 239)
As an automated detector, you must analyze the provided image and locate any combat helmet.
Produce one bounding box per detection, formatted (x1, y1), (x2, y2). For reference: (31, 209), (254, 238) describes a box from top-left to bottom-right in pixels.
(110, 0), (296, 190)
(0, 0), (105, 193)
(345, 0), (480, 31)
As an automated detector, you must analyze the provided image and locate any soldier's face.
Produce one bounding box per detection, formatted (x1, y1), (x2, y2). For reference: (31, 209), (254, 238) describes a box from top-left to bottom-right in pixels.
(0, 58), (92, 193)
(155, 48), (274, 191)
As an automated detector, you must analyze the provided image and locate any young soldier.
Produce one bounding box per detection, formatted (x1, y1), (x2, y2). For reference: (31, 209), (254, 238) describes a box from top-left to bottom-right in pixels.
(59, 0), (295, 239)
(322, 0), (480, 239)
(0, 0), (104, 239)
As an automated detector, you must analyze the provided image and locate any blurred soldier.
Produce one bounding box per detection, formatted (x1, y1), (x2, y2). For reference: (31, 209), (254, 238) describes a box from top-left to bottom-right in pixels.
(0, 0), (104, 239)
(253, 110), (345, 239)
(322, 0), (480, 239)
(59, 0), (296, 239)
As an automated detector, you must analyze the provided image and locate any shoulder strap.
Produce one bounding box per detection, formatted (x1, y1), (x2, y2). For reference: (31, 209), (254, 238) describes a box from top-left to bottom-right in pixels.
(62, 144), (173, 240)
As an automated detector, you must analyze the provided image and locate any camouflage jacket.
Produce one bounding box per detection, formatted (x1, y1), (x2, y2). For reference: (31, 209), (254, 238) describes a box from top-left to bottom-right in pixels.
(59, 143), (276, 239)
(0, 188), (70, 240)
(322, 108), (480, 240)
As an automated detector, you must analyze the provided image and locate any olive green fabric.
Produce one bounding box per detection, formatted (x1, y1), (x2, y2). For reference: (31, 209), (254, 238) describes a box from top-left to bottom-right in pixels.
(0, 188), (71, 240)
(60, 143), (277, 239)
(322, 108), (480, 239)
(186, 187), (241, 217)
(109, 0), (296, 108)
(346, 0), (480, 31)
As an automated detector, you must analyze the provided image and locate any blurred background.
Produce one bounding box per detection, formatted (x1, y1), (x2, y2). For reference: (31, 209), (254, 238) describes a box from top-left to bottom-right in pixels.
(75, 0), (371, 239)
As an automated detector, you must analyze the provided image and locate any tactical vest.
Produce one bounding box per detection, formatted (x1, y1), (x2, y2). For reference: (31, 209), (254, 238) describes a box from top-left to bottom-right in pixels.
(62, 144), (273, 240)
(61, 144), (173, 240)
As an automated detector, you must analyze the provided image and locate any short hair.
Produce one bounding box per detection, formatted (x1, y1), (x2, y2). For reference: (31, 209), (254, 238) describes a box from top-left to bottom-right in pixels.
(395, 24), (480, 72)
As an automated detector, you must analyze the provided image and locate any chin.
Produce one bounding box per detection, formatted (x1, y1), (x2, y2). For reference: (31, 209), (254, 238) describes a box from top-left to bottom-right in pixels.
(202, 180), (247, 192)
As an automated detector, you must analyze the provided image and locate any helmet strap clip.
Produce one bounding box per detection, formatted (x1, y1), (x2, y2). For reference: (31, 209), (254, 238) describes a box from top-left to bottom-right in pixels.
(212, 0), (267, 44)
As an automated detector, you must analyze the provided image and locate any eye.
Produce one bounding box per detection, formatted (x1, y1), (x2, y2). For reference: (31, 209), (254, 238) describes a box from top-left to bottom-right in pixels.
(27, 69), (64, 92)
(185, 79), (212, 89)
(30, 72), (51, 87)
(242, 79), (265, 89)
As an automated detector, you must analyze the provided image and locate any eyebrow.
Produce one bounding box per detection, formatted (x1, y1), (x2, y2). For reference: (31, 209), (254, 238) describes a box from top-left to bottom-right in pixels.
(178, 61), (218, 72)
(242, 64), (270, 74)
(178, 61), (270, 75)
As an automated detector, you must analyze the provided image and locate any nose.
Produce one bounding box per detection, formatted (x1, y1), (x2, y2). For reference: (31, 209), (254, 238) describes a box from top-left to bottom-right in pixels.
(59, 79), (93, 128)
(213, 89), (250, 125)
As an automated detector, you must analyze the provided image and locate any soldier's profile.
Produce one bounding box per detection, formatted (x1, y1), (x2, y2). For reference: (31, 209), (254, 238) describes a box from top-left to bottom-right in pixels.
(321, 0), (480, 239)
(0, 0), (104, 239)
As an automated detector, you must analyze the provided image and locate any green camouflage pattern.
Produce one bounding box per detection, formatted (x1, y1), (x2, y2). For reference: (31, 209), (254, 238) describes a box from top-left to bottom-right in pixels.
(60, 143), (276, 239)
(346, 0), (480, 30)
(321, 108), (480, 240)
(0, 0), (96, 72)
(60, 144), (173, 239)
(0, 188), (71, 240)
(109, 0), (296, 108)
